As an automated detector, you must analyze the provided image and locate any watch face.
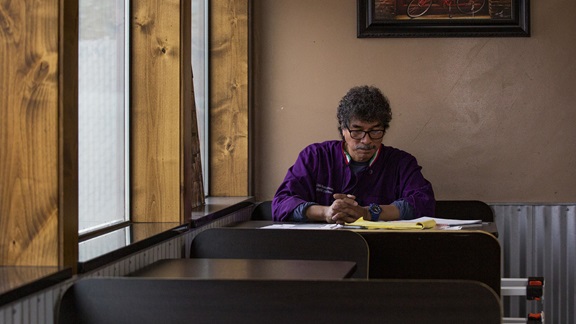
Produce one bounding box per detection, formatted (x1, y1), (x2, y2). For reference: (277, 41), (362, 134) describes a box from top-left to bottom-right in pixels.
(370, 204), (382, 213)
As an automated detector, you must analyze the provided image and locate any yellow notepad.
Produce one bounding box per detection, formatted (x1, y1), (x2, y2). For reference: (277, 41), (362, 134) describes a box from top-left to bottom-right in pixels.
(346, 218), (436, 230)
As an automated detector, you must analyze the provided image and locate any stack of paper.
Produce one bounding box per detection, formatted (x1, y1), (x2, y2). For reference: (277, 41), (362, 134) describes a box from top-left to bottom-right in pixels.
(407, 216), (482, 226)
(261, 223), (343, 230)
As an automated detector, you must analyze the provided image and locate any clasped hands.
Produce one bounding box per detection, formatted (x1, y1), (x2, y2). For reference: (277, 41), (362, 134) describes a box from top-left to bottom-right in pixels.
(325, 193), (368, 224)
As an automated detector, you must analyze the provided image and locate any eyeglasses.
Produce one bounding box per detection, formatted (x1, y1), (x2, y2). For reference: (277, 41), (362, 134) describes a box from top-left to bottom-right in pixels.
(346, 127), (385, 140)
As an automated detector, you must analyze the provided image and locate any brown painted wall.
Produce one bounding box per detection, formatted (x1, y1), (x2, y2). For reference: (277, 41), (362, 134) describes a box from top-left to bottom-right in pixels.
(252, 0), (576, 203)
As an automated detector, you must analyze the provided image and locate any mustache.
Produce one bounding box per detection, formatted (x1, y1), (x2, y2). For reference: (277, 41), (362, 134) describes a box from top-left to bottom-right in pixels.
(354, 144), (376, 150)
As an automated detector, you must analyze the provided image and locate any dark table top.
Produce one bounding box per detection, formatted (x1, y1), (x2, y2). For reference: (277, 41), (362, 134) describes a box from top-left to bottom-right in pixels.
(129, 258), (357, 280)
(228, 220), (498, 236)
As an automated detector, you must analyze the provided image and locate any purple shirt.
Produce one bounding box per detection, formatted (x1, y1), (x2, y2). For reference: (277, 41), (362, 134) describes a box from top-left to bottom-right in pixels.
(272, 140), (435, 221)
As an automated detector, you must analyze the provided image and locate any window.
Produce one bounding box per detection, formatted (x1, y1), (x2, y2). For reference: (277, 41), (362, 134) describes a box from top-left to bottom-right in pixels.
(78, 0), (209, 234)
(191, 0), (209, 194)
(78, 0), (129, 234)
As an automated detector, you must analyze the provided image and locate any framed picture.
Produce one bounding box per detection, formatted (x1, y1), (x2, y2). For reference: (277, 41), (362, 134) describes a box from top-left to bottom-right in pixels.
(357, 0), (530, 37)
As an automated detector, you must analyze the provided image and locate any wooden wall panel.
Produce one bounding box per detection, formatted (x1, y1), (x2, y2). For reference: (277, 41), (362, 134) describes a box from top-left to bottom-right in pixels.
(131, 0), (202, 222)
(209, 0), (249, 196)
(0, 0), (60, 266)
(131, 0), (181, 222)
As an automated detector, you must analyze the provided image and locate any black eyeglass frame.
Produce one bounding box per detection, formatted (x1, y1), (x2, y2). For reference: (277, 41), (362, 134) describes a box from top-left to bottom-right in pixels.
(346, 126), (385, 140)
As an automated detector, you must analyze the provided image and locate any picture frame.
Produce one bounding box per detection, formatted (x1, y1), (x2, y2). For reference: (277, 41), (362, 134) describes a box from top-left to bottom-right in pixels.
(357, 0), (530, 38)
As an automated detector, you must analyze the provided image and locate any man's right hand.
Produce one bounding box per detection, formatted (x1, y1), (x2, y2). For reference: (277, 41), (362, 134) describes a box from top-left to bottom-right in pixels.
(328, 194), (366, 224)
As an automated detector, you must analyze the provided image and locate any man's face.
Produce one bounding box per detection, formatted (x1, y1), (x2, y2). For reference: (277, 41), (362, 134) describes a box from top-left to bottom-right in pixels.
(342, 119), (385, 163)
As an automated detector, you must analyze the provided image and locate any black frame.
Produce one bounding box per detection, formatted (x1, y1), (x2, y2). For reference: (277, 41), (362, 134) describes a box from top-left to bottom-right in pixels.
(357, 0), (530, 38)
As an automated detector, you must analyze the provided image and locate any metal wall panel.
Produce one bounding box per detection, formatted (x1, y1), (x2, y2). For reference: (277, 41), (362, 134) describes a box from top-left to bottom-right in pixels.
(494, 204), (576, 324)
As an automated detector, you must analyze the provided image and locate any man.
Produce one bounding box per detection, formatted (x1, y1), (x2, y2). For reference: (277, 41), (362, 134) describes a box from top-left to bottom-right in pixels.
(272, 85), (435, 224)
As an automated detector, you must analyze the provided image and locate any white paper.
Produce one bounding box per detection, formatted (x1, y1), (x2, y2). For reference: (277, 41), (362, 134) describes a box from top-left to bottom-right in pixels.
(261, 223), (343, 230)
(396, 216), (482, 226)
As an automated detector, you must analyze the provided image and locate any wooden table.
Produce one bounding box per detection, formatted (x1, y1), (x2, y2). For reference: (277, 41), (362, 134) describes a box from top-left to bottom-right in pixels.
(129, 258), (357, 280)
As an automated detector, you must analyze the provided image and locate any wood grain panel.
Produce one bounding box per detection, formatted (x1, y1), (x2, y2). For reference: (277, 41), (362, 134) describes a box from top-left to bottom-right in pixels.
(0, 0), (60, 265)
(209, 0), (249, 196)
(131, 0), (193, 222)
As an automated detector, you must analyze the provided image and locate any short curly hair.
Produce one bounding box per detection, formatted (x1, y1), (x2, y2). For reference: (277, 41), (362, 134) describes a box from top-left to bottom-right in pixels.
(337, 85), (392, 139)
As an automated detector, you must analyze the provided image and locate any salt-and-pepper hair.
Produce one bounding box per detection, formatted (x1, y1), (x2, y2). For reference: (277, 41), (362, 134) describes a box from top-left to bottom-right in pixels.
(336, 85), (392, 139)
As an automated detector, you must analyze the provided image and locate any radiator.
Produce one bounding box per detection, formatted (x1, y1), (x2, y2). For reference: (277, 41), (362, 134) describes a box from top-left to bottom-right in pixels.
(494, 204), (576, 324)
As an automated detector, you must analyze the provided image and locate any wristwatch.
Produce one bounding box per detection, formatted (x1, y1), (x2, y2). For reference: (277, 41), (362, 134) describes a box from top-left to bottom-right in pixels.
(368, 203), (382, 222)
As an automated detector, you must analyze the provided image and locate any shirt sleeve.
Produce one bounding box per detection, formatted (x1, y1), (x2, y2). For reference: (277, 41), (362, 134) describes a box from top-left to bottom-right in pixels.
(287, 202), (318, 222)
(391, 199), (415, 220)
(272, 146), (320, 221)
(392, 152), (435, 219)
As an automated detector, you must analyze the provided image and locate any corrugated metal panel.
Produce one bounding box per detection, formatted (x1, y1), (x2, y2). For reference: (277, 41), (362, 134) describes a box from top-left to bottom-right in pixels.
(494, 204), (576, 324)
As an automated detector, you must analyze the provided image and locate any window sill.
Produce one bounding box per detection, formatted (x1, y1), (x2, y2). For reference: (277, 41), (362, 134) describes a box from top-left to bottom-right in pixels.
(190, 196), (254, 227)
(0, 266), (72, 308)
(78, 222), (188, 273)
(78, 196), (254, 273)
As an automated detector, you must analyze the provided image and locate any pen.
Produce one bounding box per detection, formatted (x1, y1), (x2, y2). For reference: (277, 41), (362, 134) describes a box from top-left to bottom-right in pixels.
(456, 223), (482, 228)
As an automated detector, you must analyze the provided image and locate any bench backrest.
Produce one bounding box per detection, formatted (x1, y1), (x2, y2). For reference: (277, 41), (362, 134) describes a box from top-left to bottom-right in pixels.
(190, 227), (369, 278)
(57, 278), (502, 324)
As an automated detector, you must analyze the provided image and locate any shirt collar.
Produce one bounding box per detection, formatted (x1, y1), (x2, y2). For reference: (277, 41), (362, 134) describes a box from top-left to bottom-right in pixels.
(341, 142), (381, 167)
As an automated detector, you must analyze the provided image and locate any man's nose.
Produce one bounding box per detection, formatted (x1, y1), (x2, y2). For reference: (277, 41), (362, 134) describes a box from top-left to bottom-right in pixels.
(360, 134), (372, 144)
